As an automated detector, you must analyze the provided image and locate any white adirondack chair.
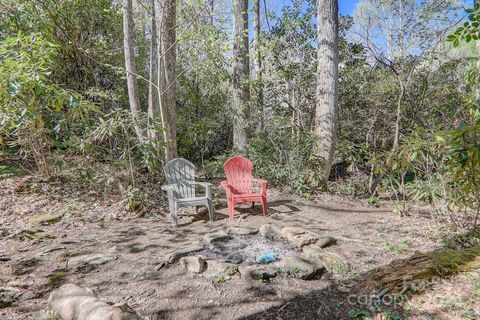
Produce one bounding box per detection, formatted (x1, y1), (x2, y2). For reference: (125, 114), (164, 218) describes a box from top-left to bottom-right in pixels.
(161, 158), (214, 226)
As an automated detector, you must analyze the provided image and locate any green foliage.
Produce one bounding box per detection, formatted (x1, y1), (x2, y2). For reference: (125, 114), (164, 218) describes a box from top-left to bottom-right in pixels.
(448, 3), (480, 47)
(248, 127), (320, 196)
(0, 165), (25, 179)
(347, 309), (371, 319)
(0, 33), (96, 171)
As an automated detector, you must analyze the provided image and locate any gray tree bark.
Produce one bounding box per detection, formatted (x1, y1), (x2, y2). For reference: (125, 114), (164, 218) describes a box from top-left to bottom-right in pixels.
(155, 0), (177, 161)
(147, 1), (159, 142)
(253, 0), (264, 130)
(311, 0), (339, 187)
(232, 0), (250, 152)
(122, 0), (145, 143)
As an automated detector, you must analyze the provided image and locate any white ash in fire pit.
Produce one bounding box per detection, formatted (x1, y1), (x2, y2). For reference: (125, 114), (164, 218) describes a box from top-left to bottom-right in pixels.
(198, 234), (299, 265)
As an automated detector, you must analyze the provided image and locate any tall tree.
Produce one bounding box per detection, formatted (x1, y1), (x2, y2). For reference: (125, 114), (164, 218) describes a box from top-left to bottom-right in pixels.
(155, 0), (177, 161)
(311, 0), (339, 187)
(232, 0), (250, 152)
(147, 1), (159, 142)
(476, 0), (480, 101)
(253, 0), (264, 129)
(122, 0), (145, 143)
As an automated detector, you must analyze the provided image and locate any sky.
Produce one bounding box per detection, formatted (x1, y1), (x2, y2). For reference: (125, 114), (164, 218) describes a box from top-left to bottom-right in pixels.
(268, 0), (360, 16)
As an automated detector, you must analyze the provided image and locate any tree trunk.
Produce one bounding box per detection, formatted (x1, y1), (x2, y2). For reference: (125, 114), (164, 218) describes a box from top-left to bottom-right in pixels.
(476, 0), (480, 102)
(122, 0), (145, 143)
(232, 0), (250, 152)
(311, 0), (339, 187)
(147, 1), (159, 142)
(155, 0), (177, 161)
(210, 0), (215, 25)
(253, 0), (264, 130)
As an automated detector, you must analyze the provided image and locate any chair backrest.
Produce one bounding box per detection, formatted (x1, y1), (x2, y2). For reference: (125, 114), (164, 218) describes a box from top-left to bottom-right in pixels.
(224, 156), (253, 194)
(164, 158), (195, 199)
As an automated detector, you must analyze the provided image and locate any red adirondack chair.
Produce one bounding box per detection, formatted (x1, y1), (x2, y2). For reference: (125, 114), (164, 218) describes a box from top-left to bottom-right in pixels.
(220, 156), (268, 220)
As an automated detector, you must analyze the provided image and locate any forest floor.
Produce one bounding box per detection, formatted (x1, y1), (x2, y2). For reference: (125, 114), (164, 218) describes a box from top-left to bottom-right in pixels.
(1, 174), (479, 320)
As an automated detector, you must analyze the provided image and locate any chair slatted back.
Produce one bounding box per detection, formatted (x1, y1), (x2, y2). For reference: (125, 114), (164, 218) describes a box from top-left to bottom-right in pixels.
(164, 158), (196, 199)
(224, 156), (253, 194)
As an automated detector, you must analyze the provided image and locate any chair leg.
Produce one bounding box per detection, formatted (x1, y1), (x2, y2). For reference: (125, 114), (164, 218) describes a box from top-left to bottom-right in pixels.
(227, 199), (235, 220)
(251, 202), (255, 208)
(171, 201), (178, 226)
(261, 196), (268, 217)
(206, 199), (214, 221)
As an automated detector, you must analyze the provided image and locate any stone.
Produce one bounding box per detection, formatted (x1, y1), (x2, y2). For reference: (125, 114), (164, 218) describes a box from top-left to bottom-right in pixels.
(275, 256), (324, 280)
(238, 265), (277, 281)
(303, 249), (349, 274)
(203, 261), (237, 278)
(179, 256), (207, 273)
(259, 224), (282, 239)
(68, 254), (117, 269)
(281, 227), (320, 248)
(227, 226), (258, 236)
(203, 231), (230, 244)
(28, 213), (63, 225)
(164, 243), (204, 264)
(316, 236), (336, 248)
(225, 253), (243, 264)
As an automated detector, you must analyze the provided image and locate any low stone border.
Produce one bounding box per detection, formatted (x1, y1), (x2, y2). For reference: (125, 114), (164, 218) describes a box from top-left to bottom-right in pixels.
(166, 223), (348, 282)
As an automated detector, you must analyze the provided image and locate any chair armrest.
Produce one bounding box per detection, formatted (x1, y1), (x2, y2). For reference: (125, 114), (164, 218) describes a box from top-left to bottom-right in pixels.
(194, 182), (212, 187)
(194, 182), (212, 198)
(254, 178), (268, 185)
(253, 178), (268, 195)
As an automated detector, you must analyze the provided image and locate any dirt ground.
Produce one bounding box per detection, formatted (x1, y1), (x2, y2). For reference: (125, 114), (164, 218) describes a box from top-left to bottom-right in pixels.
(0, 175), (478, 320)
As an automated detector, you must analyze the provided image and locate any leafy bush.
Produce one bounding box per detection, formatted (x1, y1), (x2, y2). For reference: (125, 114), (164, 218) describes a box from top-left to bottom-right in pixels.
(0, 33), (95, 172)
(248, 126), (320, 196)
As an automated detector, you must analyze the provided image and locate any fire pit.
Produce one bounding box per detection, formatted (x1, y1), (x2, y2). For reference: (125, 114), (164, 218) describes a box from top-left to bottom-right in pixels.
(198, 234), (299, 265)
(166, 223), (345, 281)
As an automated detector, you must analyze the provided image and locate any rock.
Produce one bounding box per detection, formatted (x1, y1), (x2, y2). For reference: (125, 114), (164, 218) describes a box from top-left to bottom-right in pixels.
(238, 265), (277, 281)
(227, 226), (258, 236)
(275, 256), (324, 280)
(179, 256), (207, 273)
(225, 253), (243, 264)
(305, 250), (349, 274)
(259, 224), (282, 239)
(203, 231), (230, 244)
(48, 284), (143, 320)
(28, 213), (63, 225)
(68, 254), (117, 269)
(281, 227), (320, 248)
(164, 243), (204, 264)
(203, 261), (237, 278)
(316, 236), (336, 248)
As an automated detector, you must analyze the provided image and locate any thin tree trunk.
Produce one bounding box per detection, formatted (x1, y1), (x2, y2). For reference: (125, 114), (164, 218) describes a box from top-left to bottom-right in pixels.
(311, 0), (339, 187)
(155, 0), (177, 161)
(475, 0), (480, 102)
(392, 76), (404, 150)
(232, 0), (250, 152)
(211, 0), (215, 25)
(147, 1), (159, 142)
(253, 0), (264, 130)
(122, 0), (145, 143)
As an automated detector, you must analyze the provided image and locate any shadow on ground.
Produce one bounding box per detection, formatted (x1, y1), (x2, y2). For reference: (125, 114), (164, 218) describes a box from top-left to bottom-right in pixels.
(236, 245), (480, 320)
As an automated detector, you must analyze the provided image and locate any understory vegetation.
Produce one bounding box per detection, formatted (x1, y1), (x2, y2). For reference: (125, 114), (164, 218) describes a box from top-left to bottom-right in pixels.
(0, 0), (479, 235)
